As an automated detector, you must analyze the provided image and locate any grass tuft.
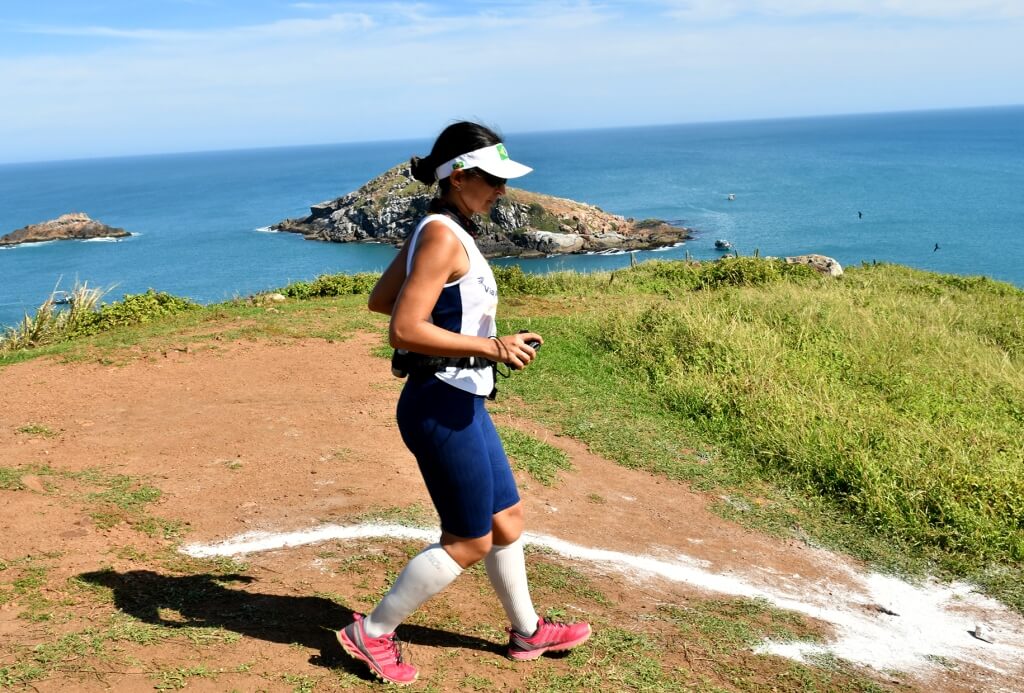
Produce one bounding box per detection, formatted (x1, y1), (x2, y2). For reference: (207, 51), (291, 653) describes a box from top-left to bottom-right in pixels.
(498, 426), (573, 486)
(15, 423), (59, 437)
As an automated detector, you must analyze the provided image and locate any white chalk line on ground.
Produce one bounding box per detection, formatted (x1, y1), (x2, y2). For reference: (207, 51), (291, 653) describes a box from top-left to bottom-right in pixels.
(182, 523), (1024, 688)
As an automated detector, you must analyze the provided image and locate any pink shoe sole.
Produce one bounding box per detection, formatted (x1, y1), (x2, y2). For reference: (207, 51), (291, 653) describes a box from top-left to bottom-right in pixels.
(337, 628), (418, 686)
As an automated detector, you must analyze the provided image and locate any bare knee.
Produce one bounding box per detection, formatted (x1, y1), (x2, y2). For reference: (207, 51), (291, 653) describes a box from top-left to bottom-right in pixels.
(492, 502), (525, 546)
(441, 532), (492, 569)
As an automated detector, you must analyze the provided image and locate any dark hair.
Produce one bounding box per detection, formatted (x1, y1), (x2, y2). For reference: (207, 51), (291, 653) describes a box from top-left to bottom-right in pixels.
(409, 121), (502, 194)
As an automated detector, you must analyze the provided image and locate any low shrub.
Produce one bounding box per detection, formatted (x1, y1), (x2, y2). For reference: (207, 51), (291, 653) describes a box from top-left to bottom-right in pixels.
(525, 202), (562, 233)
(614, 260), (704, 293)
(279, 272), (378, 299)
(281, 280), (315, 299)
(1, 284), (106, 352)
(492, 265), (592, 295)
(697, 257), (817, 289)
(493, 265), (543, 294)
(68, 291), (199, 338)
(0, 287), (199, 353)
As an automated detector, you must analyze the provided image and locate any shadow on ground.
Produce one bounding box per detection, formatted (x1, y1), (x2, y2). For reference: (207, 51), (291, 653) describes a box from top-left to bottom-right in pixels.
(78, 569), (502, 680)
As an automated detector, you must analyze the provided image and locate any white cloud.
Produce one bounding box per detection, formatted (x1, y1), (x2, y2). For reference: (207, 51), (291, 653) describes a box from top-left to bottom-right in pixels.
(21, 25), (208, 41)
(659, 0), (1024, 21)
(16, 2), (611, 48)
(22, 12), (376, 43)
(0, 1), (1021, 162)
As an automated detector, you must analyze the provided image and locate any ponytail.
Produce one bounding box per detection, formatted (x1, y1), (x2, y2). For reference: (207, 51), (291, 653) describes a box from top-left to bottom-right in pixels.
(408, 155), (437, 185)
(409, 121), (502, 194)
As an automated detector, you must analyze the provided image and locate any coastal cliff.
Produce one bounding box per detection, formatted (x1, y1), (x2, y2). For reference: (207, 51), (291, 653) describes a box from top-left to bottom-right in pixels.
(0, 213), (130, 246)
(272, 163), (689, 257)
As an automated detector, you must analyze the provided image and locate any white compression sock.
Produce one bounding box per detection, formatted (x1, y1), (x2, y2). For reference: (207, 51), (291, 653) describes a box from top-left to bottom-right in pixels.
(362, 543), (464, 638)
(485, 538), (540, 636)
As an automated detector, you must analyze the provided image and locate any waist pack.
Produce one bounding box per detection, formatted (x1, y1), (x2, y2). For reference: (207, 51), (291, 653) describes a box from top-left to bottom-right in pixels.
(391, 349), (495, 378)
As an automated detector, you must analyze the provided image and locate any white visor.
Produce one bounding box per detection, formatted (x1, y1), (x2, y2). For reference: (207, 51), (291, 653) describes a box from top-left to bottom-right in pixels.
(434, 143), (533, 181)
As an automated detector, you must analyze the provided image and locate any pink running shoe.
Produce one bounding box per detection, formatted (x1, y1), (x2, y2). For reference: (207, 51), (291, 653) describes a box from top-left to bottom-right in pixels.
(507, 617), (592, 661)
(337, 613), (418, 686)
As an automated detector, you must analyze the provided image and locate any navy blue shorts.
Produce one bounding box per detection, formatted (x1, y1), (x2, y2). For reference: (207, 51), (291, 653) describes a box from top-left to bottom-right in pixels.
(396, 374), (520, 539)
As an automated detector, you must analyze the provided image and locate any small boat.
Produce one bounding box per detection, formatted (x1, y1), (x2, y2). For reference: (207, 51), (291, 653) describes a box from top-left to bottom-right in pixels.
(714, 239), (732, 251)
(727, 193), (736, 201)
(51, 291), (73, 305)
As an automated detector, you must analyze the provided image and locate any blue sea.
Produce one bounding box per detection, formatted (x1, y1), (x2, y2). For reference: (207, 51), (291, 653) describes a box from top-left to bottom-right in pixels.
(1, 106), (1022, 329)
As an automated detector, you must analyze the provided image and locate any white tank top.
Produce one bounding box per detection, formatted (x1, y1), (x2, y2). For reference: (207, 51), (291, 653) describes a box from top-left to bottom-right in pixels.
(405, 214), (498, 396)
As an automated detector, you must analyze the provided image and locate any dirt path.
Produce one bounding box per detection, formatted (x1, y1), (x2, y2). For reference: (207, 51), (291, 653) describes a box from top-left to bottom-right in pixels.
(2, 335), (1022, 691)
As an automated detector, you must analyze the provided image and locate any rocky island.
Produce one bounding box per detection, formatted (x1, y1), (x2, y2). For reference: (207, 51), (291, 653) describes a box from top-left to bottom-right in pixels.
(0, 213), (130, 247)
(272, 163), (689, 257)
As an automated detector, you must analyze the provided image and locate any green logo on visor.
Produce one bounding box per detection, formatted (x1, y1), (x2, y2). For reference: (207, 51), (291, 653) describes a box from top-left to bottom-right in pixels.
(496, 144), (509, 160)
(452, 160), (465, 170)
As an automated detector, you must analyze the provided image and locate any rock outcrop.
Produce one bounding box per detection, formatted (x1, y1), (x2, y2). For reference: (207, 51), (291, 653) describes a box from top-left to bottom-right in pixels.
(0, 213), (130, 246)
(272, 164), (689, 257)
(785, 254), (844, 277)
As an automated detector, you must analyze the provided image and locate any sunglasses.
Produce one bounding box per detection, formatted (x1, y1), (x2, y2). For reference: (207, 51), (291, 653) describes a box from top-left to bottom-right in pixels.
(472, 169), (507, 188)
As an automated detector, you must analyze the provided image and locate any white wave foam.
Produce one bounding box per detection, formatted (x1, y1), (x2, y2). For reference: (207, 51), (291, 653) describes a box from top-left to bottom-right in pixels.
(254, 226), (276, 233)
(584, 249), (629, 256)
(11, 240), (58, 248)
(181, 522), (1024, 685)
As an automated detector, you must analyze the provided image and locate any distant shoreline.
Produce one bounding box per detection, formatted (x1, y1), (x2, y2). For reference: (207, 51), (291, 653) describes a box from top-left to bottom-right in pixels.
(4, 103), (1022, 167)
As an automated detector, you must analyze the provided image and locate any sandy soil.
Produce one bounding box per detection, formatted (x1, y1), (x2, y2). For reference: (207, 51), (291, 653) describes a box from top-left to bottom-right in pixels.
(1, 334), (1021, 691)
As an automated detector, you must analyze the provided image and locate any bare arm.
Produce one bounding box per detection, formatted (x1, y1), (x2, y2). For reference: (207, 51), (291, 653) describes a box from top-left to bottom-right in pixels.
(367, 242), (412, 316)
(388, 221), (542, 368)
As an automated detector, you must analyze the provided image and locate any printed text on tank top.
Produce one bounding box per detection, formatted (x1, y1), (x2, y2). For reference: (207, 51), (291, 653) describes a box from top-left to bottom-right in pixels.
(405, 214), (498, 397)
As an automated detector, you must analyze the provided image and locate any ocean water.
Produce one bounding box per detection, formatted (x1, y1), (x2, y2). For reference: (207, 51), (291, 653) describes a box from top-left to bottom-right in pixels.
(1, 106), (1022, 329)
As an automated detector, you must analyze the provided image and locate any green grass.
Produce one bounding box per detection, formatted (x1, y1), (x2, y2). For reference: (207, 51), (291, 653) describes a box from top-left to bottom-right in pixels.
(152, 664), (224, 690)
(655, 598), (815, 654)
(281, 672), (319, 693)
(523, 603), (884, 692)
(15, 423), (58, 437)
(0, 463), (182, 539)
(0, 554), (242, 689)
(0, 467), (28, 490)
(498, 426), (573, 486)
(596, 271), (1023, 567)
(524, 551), (611, 607)
(524, 626), (679, 692)
(492, 260), (1024, 611)
(9, 557), (57, 622)
(352, 503), (437, 527)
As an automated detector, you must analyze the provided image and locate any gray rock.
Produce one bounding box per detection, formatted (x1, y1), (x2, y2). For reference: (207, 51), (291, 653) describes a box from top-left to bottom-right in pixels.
(528, 230), (585, 253)
(271, 163), (690, 258)
(785, 254), (844, 277)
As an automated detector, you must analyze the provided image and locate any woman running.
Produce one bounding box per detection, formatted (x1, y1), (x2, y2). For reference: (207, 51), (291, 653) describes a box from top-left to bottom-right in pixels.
(337, 121), (591, 685)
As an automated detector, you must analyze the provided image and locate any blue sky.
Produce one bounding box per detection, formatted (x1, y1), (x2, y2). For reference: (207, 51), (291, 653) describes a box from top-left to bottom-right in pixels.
(1, 1), (1022, 163)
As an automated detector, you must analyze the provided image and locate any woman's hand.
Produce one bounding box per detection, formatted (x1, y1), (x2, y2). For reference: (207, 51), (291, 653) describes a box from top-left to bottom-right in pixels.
(491, 332), (542, 370)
